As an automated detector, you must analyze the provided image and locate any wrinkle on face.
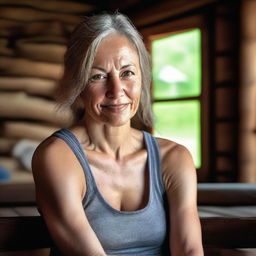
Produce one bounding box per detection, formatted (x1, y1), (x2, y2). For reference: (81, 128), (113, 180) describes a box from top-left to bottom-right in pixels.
(81, 34), (142, 127)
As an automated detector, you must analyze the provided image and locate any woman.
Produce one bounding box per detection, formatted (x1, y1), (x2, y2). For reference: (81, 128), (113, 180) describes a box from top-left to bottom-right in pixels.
(32, 12), (204, 256)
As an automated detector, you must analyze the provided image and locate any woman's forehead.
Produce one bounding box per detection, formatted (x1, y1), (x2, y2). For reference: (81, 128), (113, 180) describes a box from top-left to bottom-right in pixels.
(93, 34), (140, 67)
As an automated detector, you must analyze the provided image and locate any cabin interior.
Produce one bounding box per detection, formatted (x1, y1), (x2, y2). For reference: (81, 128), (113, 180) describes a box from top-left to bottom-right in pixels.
(0, 0), (256, 255)
(1, 0), (256, 183)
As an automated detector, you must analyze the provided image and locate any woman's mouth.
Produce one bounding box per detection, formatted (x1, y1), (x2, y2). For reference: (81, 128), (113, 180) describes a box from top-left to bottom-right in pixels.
(100, 103), (129, 113)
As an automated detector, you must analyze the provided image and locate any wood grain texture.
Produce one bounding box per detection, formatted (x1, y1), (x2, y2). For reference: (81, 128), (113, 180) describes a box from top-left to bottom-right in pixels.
(0, 216), (256, 252)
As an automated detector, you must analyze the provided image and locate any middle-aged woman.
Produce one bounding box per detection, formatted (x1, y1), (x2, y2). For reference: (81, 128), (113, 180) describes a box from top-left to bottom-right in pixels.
(32, 12), (204, 256)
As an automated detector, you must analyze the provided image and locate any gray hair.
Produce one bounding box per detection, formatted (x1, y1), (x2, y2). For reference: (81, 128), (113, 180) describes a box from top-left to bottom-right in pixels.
(56, 12), (153, 129)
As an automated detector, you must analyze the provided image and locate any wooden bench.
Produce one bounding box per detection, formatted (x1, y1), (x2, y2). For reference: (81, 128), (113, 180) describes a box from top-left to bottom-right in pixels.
(0, 183), (36, 207)
(0, 183), (256, 255)
(198, 183), (256, 205)
(0, 216), (256, 255)
(1, 182), (255, 206)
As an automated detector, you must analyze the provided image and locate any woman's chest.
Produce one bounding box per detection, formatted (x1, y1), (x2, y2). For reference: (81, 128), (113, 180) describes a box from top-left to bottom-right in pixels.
(85, 150), (149, 212)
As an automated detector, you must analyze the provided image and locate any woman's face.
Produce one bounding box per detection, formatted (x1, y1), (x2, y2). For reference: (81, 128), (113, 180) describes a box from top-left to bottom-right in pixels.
(81, 34), (142, 127)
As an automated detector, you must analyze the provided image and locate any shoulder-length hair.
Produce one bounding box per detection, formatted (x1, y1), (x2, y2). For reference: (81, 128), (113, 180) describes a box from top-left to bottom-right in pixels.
(56, 12), (153, 129)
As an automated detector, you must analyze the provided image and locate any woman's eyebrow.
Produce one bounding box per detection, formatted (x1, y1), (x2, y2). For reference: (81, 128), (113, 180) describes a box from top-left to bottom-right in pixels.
(91, 66), (106, 72)
(91, 64), (135, 72)
(120, 64), (135, 70)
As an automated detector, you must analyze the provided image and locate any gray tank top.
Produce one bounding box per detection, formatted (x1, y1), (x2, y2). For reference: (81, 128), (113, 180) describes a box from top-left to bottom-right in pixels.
(50, 129), (169, 256)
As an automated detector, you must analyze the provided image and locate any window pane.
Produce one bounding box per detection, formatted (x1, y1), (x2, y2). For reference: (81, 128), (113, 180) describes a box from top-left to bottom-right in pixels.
(152, 29), (201, 99)
(153, 100), (201, 168)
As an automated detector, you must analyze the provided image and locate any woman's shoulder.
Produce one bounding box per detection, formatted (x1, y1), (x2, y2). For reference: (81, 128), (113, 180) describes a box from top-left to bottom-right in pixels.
(156, 136), (190, 158)
(155, 137), (196, 193)
(32, 129), (85, 188)
(32, 130), (81, 175)
(33, 132), (67, 159)
(156, 136), (194, 172)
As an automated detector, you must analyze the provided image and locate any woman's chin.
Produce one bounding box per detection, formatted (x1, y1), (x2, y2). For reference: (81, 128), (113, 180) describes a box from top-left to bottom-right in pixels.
(86, 110), (137, 128)
(101, 113), (136, 127)
(104, 118), (131, 127)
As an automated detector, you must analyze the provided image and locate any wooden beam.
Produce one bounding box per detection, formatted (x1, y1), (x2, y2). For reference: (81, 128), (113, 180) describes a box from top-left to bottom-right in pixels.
(201, 217), (256, 249)
(130, 0), (221, 27)
(0, 183), (36, 206)
(197, 183), (256, 205)
(106, 0), (141, 10)
(1, 182), (256, 206)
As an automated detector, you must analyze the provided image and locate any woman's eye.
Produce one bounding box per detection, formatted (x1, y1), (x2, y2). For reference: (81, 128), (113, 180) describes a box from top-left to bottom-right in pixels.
(90, 74), (106, 82)
(121, 70), (134, 77)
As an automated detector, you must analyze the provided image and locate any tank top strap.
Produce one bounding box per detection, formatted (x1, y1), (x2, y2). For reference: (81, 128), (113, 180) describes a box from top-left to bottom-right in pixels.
(52, 128), (95, 196)
(142, 131), (165, 196)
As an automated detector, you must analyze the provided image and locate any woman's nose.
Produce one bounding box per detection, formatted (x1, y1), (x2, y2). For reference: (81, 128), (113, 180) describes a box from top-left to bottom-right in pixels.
(106, 76), (124, 99)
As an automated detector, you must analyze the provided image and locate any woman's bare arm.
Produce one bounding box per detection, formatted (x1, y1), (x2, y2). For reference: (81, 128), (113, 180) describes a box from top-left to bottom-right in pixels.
(32, 137), (107, 256)
(160, 141), (204, 256)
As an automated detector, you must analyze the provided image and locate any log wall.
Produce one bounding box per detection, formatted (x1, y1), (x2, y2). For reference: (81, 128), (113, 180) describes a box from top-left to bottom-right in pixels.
(0, 0), (95, 183)
(209, 2), (240, 182)
(239, 0), (256, 183)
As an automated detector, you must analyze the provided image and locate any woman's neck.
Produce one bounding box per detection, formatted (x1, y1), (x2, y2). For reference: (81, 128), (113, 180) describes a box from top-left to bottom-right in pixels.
(81, 119), (140, 160)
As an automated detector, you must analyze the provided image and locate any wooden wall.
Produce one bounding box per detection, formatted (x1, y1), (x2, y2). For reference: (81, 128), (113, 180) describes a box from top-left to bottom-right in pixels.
(209, 2), (240, 182)
(0, 0), (94, 183)
(239, 0), (256, 183)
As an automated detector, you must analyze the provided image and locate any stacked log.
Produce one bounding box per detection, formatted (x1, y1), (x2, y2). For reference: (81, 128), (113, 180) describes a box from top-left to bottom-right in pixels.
(0, 0), (95, 182)
(213, 3), (239, 182)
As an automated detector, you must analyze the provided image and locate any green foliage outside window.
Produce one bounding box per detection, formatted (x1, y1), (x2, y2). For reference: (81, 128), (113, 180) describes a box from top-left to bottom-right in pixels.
(153, 101), (201, 167)
(152, 29), (202, 168)
(152, 29), (201, 99)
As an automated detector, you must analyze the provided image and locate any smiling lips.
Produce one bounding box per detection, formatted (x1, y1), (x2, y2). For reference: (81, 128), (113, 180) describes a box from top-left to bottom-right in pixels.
(100, 103), (130, 113)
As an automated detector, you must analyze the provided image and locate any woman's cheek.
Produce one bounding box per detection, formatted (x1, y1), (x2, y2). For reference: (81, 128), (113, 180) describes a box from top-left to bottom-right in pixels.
(130, 78), (141, 98)
(129, 82), (141, 112)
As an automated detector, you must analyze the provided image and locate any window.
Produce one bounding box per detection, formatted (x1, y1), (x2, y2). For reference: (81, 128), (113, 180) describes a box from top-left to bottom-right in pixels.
(151, 29), (202, 168)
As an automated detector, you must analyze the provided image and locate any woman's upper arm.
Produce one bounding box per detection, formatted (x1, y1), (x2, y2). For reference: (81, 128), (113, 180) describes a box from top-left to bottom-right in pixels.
(161, 142), (204, 256)
(32, 138), (106, 256)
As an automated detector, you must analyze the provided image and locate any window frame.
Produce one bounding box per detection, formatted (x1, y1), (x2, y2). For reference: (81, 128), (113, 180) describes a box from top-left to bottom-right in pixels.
(140, 15), (209, 181)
